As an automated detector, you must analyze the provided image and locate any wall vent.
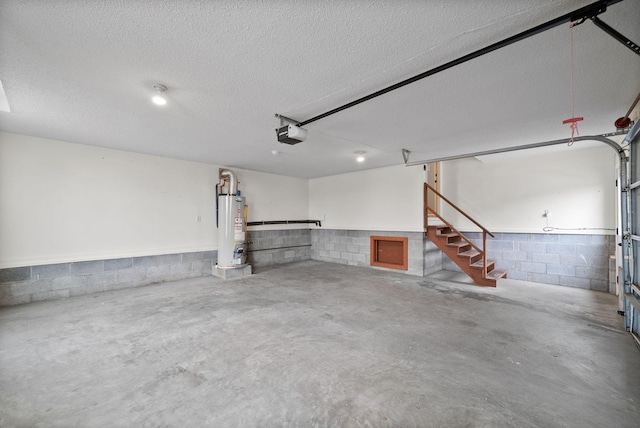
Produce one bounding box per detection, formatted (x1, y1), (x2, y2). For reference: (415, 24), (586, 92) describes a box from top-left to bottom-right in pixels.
(370, 236), (408, 270)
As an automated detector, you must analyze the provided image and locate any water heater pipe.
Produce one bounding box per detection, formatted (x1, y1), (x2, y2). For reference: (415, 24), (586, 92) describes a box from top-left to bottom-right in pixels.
(219, 169), (238, 195)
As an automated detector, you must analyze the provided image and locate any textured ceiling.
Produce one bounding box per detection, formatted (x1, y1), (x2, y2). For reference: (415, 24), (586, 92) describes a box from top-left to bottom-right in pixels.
(0, 0), (638, 178)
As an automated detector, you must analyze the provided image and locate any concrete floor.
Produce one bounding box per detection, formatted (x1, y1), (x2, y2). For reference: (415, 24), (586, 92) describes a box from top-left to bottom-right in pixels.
(0, 260), (638, 428)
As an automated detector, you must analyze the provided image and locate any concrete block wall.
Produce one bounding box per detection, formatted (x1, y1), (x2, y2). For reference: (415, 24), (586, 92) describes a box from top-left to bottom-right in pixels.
(608, 256), (616, 295)
(310, 229), (424, 276)
(0, 250), (216, 306)
(442, 232), (615, 292)
(424, 239), (443, 276)
(246, 229), (311, 267)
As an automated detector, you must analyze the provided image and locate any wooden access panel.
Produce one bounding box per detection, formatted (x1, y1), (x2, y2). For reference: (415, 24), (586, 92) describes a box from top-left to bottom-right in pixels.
(370, 236), (408, 270)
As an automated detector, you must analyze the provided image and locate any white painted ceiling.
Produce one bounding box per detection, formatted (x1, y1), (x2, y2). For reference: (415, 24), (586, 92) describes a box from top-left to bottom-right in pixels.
(0, 0), (638, 178)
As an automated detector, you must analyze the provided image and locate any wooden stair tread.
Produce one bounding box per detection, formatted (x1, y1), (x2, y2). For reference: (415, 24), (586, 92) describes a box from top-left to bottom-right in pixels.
(470, 259), (496, 268)
(459, 249), (481, 258)
(438, 232), (459, 239)
(485, 269), (508, 279)
(447, 241), (470, 249)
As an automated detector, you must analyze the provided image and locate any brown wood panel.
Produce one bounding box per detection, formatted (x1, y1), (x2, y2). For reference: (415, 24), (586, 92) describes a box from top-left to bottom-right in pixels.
(370, 236), (408, 270)
(426, 162), (439, 216)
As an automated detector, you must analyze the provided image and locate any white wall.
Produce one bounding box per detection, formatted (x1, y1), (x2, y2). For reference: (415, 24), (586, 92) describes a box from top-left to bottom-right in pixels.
(0, 133), (308, 268)
(309, 164), (424, 232)
(439, 145), (617, 234)
(235, 168), (309, 230)
(2, 131), (615, 268)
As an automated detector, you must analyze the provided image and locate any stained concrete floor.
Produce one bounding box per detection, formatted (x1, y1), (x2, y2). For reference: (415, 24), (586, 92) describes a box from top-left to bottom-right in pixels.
(0, 260), (638, 428)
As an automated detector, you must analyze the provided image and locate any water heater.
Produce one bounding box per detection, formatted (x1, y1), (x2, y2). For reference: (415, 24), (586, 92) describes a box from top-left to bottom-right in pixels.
(217, 169), (247, 268)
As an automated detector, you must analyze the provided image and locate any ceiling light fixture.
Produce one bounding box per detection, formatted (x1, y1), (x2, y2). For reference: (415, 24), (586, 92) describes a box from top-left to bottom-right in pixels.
(354, 150), (367, 163)
(152, 84), (168, 106)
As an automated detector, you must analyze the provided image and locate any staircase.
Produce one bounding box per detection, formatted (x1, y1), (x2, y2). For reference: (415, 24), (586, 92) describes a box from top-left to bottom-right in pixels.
(425, 183), (507, 287)
(427, 225), (507, 287)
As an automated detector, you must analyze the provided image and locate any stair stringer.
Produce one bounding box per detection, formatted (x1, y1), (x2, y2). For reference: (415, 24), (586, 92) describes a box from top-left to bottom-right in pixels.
(427, 226), (505, 287)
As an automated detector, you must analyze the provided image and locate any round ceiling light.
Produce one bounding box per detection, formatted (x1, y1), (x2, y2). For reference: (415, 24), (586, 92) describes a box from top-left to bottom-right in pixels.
(152, 84), (168, 106)
(354, 150), (367, 163)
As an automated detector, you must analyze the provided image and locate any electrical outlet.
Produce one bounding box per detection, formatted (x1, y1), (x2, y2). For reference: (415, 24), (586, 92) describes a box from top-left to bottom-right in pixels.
(196, 215), (202, 222)
(543, 210), (550, 218)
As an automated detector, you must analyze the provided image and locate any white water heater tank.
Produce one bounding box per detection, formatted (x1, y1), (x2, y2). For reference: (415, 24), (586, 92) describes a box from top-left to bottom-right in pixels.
(218, 194), (246, 267)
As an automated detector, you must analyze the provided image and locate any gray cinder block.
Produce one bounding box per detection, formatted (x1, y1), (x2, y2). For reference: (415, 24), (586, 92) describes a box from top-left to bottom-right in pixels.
(10, 279), (53, 296)
(52, 276), (88, 290)
(502, 251), (528, 262)
(31, 289), (70, 303)
(181, 252), (205, 262)
(0, 294), (31, 306)
(70, 283), (105, 297)
(117, 267), (146, 283)
(590, 280), (609, 292)
(576, 245), (609, 257)
(103, 281), (134, 291)
(518, 242), (547, 253)
(560, 276), (591, 289)
(531, 253), (559, 264)
(530, 273), (560, 285)
(531, 234), (559, 242)
(32, 263), (70, 279)
(546, 264), (576, 277)
(202, 251), (217, 260)
(133, 254), (181, 268)
(546, 243), (577, 255)
(0, 267), (31, 283)
(104, 258), (133, 271)
(517, 262), (546, 274)
(70, 260), (104, 275)
(576, 266), (607, 279)
(146, 265), (171, 278)
(559, 235), (592, 244)
(170, 263), (192, 275)
(87, 270), (118, 287)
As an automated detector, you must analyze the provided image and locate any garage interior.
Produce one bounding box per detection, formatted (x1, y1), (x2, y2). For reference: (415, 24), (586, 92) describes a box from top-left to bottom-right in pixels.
(1, 0), (639, 426)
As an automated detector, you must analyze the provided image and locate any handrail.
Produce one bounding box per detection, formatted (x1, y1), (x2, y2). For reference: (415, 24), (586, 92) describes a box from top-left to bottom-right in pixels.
(425, 182), (494, 279)
(428, 209), (484, 256)
(424, 183), (494, 238)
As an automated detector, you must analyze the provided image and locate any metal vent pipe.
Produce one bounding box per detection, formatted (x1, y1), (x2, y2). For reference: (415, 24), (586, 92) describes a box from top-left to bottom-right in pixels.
(219, 169), (238, 196)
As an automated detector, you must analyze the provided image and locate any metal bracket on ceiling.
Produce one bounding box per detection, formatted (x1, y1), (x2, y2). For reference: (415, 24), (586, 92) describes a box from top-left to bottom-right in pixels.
(275, 113), (300, 128)
(591, 17), (640, 56)
(569, 5), (640, 56)
(402, 149), (411, 164)
(569, 3), (607, 26)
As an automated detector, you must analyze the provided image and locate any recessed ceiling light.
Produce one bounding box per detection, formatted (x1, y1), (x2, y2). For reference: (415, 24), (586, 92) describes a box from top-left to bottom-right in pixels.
(152, 84), (168, 106)
(354, 150), (367, 163)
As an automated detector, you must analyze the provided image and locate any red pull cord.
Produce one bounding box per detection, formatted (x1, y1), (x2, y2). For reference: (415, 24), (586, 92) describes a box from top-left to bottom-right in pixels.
(563, 23), (583, 146)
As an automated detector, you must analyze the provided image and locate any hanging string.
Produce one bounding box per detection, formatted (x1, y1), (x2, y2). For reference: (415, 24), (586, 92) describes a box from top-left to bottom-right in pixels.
(570, 23), (576, 124)
(562, 23), (583, 146)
